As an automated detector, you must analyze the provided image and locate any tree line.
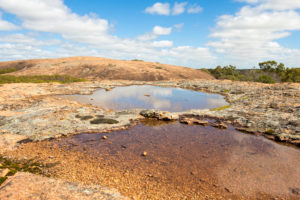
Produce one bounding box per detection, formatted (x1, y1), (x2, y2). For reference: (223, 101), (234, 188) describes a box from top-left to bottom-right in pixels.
(200, 61), (300, 83)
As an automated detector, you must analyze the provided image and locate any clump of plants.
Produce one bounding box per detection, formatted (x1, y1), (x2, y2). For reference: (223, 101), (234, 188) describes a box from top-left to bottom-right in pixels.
(0, 68), (18, 75)
(75, 114), (94, 120)
(90, 115), (119, 124)
(265, 129), (275, 135)
(210, 105), (231, 111)
(0, 156), (45, 185)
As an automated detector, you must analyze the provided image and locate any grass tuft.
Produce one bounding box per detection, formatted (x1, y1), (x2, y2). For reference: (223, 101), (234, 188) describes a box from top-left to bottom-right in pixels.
(210, 105), (232, 111)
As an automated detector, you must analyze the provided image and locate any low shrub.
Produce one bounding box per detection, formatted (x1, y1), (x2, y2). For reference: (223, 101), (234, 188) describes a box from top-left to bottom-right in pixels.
(257, 75), (275, 84)
(0, 68), (18, 74)
(0, 75), (86, 84)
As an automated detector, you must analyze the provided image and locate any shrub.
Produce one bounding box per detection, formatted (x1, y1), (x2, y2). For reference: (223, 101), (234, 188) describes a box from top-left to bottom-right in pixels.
(257, 75), (275, 84)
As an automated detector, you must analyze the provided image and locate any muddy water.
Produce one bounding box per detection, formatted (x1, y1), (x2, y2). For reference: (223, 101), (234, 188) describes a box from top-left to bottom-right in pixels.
(55, 120), (300, 199)
(63, 85), (228, 112)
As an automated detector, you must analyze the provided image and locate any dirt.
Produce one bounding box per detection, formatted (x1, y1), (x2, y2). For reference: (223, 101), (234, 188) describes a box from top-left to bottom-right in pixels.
(0, 57), (214, 81)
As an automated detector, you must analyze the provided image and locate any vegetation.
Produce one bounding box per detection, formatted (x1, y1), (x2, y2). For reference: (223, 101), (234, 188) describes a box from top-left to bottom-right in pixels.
(90, 116), (119, 124)
(131, 59), (144, 62)
(201, 61), (300, 83)
(0, 156), (45, 185)
(0, 75), (86, 84)
(0, 67), (18, 74)
(210, 105), (232, 111)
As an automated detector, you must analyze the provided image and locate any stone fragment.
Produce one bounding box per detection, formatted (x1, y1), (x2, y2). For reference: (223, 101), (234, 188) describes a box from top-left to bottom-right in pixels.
(0, 168), (10, 177)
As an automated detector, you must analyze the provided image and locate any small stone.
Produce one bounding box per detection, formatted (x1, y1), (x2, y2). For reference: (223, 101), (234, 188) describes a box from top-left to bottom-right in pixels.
(290, 187), (300, 195)
(224, 187), (232, 193)
(102, 136), (107, 140)
(0, 168), (10, 177)
(142, 151), (147, 157)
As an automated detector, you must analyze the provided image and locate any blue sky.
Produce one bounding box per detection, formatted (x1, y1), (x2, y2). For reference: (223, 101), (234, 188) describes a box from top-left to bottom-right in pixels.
(0, 0), (300, 68)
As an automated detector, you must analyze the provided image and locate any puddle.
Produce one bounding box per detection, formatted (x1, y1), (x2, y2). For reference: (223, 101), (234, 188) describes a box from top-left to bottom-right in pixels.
(63, 85), (228, 112)
(54, 120), (300, 199)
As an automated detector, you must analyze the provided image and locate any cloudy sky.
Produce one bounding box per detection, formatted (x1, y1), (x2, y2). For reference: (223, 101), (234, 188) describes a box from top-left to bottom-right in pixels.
(0, 0), (299, 68)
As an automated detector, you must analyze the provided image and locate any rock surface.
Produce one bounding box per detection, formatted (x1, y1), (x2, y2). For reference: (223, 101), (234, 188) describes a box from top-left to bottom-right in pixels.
(0, 79), (299, 199)
(0, 172), (128, 200)
(0, 56), (214, 81)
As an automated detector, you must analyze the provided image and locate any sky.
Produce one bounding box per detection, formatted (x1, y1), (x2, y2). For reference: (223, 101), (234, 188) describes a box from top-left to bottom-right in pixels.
(0, 0), (300, 69)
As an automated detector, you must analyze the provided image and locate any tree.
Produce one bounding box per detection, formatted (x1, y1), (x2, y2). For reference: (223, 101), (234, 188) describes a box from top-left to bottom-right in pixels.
(275, 63), (286, 73)
(259, 61), (277, 72)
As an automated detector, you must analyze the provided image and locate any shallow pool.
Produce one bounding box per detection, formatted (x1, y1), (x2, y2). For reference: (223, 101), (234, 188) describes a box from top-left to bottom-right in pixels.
(63, 85), (228, 112)
(54, 120), (300, 199)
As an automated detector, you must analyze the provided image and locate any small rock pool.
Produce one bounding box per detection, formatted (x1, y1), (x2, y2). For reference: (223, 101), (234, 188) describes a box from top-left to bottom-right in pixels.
(63, 85), (228, 112)
(53, 119), (300, 199)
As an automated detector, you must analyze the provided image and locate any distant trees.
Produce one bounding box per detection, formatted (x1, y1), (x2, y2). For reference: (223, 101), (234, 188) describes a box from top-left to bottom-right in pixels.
(201, 61), (299, 83)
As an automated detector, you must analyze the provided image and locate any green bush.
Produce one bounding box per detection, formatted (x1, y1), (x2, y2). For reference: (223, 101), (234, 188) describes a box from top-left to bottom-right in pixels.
(281, 68), (300, 83)
(257, 75), (275, 83)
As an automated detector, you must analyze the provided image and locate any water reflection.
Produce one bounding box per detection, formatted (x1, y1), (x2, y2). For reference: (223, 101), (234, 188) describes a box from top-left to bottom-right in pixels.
(63, 85), (228, 112)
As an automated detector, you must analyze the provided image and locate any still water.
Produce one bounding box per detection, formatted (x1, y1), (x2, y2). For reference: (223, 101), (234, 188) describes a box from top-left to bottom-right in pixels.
(55, 120), (300, 199)
(63, 85), (228, 112)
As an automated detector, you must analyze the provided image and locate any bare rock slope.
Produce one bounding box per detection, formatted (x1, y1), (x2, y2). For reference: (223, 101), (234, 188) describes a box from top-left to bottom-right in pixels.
(0, 57), (214, 81)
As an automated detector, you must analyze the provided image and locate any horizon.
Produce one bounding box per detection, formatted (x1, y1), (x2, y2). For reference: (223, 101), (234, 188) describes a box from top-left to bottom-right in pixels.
(0, 0), (300, 69)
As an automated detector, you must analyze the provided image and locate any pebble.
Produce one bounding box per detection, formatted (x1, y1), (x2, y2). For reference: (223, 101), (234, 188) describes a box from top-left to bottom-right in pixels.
(102, 136), (107, 140)
(142, 151), (147, 157)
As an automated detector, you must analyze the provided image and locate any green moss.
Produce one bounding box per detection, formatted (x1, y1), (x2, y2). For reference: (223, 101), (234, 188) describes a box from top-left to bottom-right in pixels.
(210, 105), (232, 111)
(0, 177), (7, 185)
(75, 115), (94, 120)
(90, 118), (119, 124)
(0, 75), (86, 84)
(265, 129), (275, 135)
(223, 89), (230, 93)
(0, 156), (44, 178)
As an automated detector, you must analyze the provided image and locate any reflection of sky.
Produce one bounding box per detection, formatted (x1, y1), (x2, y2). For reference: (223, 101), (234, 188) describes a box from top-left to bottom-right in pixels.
(65, 85), (228, 112)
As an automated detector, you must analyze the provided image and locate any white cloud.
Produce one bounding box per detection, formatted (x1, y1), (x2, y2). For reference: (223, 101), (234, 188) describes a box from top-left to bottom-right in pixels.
(138, 26), (172, 41)
(152, 40), (174, 48)
(235, 0), (260, 3)
(0, 13), (19, 31)
(172, 2), (187, 15)
(145, 2), (170, 15)
(0, 0), (109, 43)
(145, 2), (202, 16)
(208, 1), (300, 67)
(0, 0), (216, 67)
(187, 4), (203, 14)
(258, 0), (300, 10)
(153, 26), (172, 35)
